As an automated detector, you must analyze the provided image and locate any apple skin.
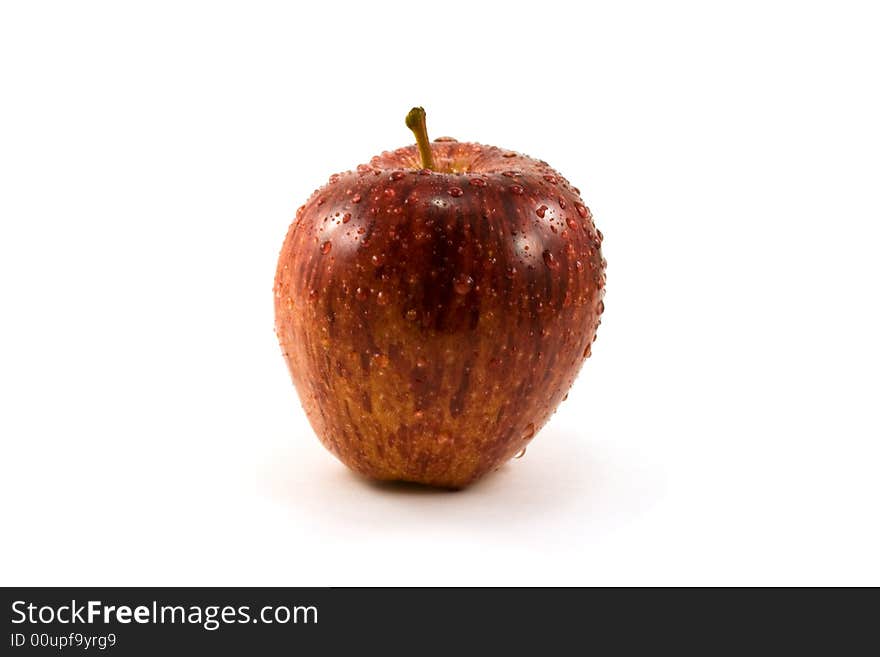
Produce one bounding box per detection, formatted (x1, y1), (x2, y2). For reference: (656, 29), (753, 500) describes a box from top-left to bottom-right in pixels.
(274, 139), (605, 488)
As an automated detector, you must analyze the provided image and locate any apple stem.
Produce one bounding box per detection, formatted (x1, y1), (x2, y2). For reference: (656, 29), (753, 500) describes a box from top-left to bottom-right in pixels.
(405, 107), (436, 171)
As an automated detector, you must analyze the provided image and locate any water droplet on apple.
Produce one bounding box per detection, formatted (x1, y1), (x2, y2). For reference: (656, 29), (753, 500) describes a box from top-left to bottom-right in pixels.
(514, 448), (527, 459)
(558, 196), (567, 209)
(543, 174), (558, 184)
(351, 193), (362, 204)
(542, 250), (557, 268)
(384, 188), (395, 198)
(505, 266), (517, 278)
(448, 187), (463, 197)
(356, 287), (368, 301)
(308, 289), (318, 302)
(596, 229), (604, 243)
(342, 212), (351, 223)
(575, 260), (584, 272)
(470, 178), (487, 187)
(320, 241), (332, 255)
(583, 343), (592, 358)
(597, 300), (605, 315)
(453, 274), (474, 295)
(376, 291), (388, 305)
(502, 152), (517, 158)
(357, 164), (372, 175)
(566, 216), (579, 230)
(575, 203), (590, 219)
(536, 205), (548, 218)
(522, 423), (535, 440)
(510, 184), (524, 195)
(390, 171), (406, 181)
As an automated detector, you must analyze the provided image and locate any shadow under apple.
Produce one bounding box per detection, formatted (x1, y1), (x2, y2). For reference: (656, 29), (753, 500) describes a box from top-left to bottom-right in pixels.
(259, 425), (658, 538)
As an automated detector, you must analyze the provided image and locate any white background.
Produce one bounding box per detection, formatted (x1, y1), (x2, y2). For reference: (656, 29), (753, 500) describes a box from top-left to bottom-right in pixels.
(1, 1), (878, 586)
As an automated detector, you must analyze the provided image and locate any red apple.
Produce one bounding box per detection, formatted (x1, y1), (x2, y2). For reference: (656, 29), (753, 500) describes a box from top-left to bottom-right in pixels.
(274, 108), (605, 488)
